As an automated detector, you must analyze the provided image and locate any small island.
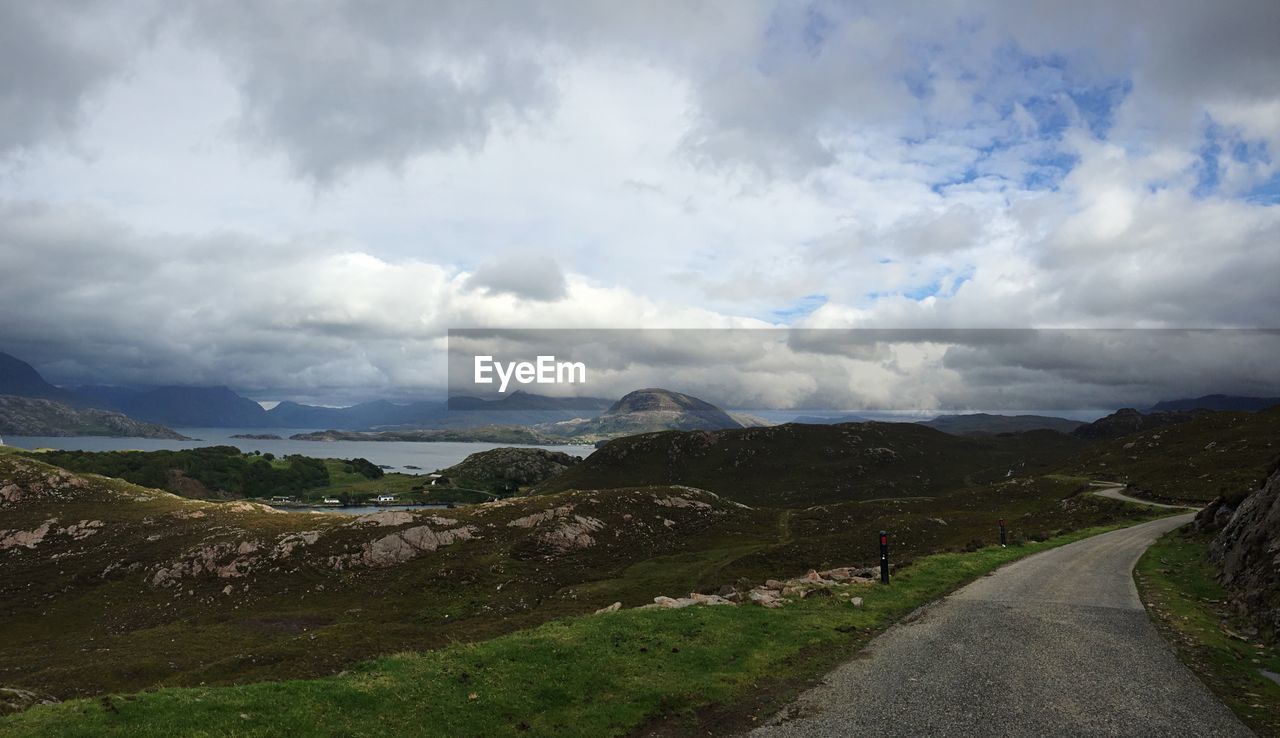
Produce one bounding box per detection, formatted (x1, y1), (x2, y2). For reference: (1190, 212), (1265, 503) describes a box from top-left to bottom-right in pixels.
(229, 433), (283, 440)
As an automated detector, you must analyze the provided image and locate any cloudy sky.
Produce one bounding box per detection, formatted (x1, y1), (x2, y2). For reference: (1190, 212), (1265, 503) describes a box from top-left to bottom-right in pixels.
(2, 1), (1278, 407)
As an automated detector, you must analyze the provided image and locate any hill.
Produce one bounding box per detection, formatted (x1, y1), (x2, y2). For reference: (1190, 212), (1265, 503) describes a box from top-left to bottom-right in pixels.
(536, 389), (744, 442)
(1150, 394), (1280, 413)
(0, 353), (77, 403)
(535, 422), (1084, 507)
(1071, 408), (1203, 440)
(291, 426), (570, 445)
(437, 447), (582, 495)
(918, 413), (1084, 435)
(1061, 407), (1280, 502)
(0, 396), (188, 439)
(0, 440), (1163, 719)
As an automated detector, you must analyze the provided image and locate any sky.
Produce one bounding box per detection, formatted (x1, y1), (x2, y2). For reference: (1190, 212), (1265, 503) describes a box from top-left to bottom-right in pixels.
(1, 1), (1278, 408)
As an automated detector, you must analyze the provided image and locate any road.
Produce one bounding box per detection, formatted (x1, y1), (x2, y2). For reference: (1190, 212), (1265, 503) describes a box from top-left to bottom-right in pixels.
(748, 512), (1251, 737)
(1089, 483), (1197, 510)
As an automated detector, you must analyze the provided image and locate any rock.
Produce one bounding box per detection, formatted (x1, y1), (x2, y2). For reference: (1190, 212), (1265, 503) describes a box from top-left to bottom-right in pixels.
(764, 579), (787, 590)
(688, 592), (735, 606)
(748, 589), (784, 608)
(804, 569), (822, 582)
(654, 596), (693, 609)
(507, 505), (574, 529)
(1208, 466), (1280, 637)
(539, 515), (605, 553)
(222, 585), (233, 595)
(850, 596), (864, 607)
(353, 510), (416, 527)
(821, 567), (852, 581)
(595, 602), (622, 614)
(0, 686), (59, 716)
(0, 519), (55, 550)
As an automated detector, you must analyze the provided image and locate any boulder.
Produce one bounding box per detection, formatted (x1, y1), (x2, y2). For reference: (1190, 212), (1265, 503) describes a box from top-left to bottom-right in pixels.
(1208, 467), (1280, 638)
(595, 602), (622, 615)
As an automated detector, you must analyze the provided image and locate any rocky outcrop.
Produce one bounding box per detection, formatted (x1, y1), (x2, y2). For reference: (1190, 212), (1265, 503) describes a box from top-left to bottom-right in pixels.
(0, 686), (59, 716)
(332, 524), (477, 569)
(1207, 465), (1280, 638)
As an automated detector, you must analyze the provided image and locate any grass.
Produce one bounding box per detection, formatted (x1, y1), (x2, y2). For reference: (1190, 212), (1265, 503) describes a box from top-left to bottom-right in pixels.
(2, 520), (1163, 738)
(1135, 528), (1280, 736)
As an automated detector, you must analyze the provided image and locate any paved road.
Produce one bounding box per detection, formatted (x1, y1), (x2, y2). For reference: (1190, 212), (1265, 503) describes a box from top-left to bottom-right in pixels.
(1089, 484), (1197, 510)
(748, 513), (1252, 737)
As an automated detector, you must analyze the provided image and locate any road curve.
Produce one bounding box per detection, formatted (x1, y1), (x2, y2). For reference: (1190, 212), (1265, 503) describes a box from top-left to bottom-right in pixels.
(748, 514), (1251, 737)
(1090, 484), (1198, 510)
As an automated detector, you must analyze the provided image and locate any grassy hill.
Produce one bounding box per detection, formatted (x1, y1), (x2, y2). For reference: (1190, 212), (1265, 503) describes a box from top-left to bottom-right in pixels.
(0, 446), (1158, 707)
(1060, 407), (1280, 503)
(535, 422), (1084, 507)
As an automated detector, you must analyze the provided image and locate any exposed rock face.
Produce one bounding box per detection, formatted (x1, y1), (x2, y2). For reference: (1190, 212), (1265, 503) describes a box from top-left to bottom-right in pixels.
(1208, 466), (1280, 638)
(333, 524), (477, 569)
(539, 515), (605, 552)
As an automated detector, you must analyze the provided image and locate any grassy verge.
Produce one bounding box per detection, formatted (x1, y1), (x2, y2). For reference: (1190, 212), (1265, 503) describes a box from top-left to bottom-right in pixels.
(1135, 528), (1280, 736)
(2, 519), (1161, 738)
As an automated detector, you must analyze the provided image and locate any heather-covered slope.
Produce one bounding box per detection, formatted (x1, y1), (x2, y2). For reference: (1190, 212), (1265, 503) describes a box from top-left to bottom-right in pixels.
(535, 422), (1083, 507)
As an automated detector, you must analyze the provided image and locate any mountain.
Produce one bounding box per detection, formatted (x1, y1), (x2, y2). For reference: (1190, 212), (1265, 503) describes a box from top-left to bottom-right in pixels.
(0, 395), (188, 439)
(535, 389), (743, 442)
(1150, 394), (1280, 413)
(447, 391), (612, 412)
(535, 421), (1083, 507)
(73, 385), (143, 411)
(919, 413), (1084, 435)
(1071, 408), (1203, 441)
(122, 385), (269, 427)
(0, 352), (78, 403)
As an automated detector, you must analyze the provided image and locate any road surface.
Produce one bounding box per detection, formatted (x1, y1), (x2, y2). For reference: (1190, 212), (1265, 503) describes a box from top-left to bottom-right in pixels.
(748, 513), (1251, 737)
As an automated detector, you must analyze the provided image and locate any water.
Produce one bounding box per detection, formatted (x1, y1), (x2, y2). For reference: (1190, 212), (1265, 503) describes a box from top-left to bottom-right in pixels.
(0, 427), (593, 475)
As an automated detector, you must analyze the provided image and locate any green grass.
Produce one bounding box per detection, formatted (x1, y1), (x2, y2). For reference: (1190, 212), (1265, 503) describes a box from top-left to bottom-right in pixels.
(2, 521), (1159, 738)
(1135, 528), (1280, 736)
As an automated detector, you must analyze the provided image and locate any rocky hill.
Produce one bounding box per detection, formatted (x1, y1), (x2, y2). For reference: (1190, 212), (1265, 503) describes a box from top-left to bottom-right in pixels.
(536, 389), (743, 442)
(0, 396), (187, 439)
(1071, 407), (1203, 441)
(535, 422), (1083, 507)
(439, 447), (582, 494)
(1063, 407), (1280, 502)
(0, 449), (771, 699)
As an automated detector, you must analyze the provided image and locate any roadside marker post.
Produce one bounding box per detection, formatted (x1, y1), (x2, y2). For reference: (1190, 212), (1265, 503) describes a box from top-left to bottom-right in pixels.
(999, 518), (1007, 547)
(879, 530), (890, 584)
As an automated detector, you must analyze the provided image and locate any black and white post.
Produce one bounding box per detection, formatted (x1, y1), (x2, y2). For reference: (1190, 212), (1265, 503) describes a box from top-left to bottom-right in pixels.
(999, 518), (1007, 547)
(879, 530), (890, 584)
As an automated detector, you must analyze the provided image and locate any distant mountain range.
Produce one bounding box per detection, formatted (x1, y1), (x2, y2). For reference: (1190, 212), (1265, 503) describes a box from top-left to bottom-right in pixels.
(6, 348), (1280, 438)
(917, 413), (1085, 435)
(1149, 394), (1280, 413)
